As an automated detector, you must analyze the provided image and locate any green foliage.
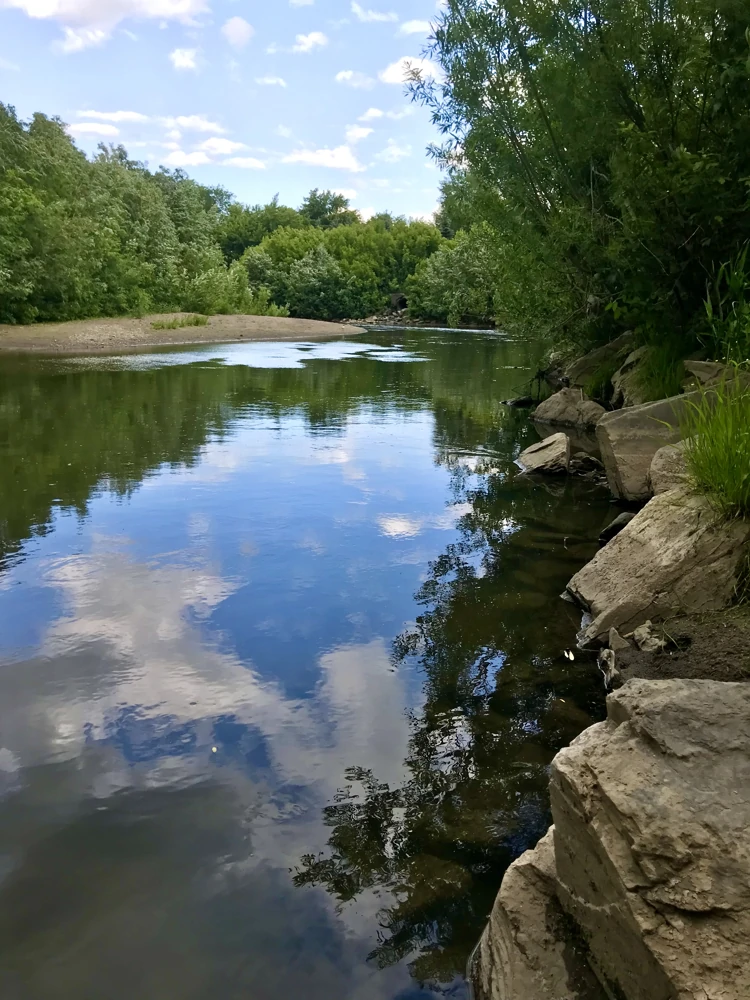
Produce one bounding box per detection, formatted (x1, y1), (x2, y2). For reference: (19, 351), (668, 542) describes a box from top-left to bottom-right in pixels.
(241, 217), (446, 320)
(703, 244), (750, 365)
(299, 188), (359, 229)
(682, 378), (750, 519)
(413, 0), (750, 352)
(634, 343), (687, 401)
(583, 359), (621, 405)
(0, 107), (358, 325)
(216, 196), (307, 262)
(285, 245), (355, 320)
(151, 314), (209, 330)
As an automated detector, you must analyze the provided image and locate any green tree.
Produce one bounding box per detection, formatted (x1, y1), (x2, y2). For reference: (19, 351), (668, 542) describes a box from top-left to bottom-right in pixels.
(413, 0), (750, 351)
(299, 188), (360, 229)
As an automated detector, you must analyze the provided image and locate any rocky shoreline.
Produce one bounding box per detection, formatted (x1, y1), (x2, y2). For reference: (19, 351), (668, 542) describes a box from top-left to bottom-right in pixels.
(473, 341), (750, 999)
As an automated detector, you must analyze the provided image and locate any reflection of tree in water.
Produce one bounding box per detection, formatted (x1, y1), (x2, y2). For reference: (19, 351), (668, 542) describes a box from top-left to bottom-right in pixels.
(295, 470), (609, 987)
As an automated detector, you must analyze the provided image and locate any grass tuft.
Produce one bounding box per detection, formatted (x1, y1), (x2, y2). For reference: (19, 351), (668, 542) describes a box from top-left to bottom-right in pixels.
(681, 376), (750, 519)
(151, 314), (209, 331)
(635, 343), (686, 401)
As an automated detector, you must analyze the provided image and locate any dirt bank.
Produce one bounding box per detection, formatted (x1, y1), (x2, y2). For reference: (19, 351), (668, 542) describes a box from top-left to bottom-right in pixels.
(616, 606), (750, 684)
(0, 314), (366, 355)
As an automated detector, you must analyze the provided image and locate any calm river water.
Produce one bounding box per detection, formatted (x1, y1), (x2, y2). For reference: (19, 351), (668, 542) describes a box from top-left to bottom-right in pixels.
(0, 330), (612, 999)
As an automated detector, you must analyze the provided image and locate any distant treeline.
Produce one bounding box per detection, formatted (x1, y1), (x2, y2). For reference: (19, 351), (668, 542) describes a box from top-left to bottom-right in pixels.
(0, 104), (444, 325)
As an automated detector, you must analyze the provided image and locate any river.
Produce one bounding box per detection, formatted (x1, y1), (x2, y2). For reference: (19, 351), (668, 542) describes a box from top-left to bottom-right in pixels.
(0, 329), (612, 999)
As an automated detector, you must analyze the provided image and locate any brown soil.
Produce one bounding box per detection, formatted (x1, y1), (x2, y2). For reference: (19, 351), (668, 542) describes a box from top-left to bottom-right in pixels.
(617, 606), (750, 684)
(0, 314), (365, 355)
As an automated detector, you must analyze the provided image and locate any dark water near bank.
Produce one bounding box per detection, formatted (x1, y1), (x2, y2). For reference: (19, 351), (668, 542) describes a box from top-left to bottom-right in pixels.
(0, 331), (612, 999)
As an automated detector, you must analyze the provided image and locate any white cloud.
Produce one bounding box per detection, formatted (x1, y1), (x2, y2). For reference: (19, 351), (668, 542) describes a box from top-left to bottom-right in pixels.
(68, 121), (120, 137)
(164, 149), (211, 166)
(165, 128), (182, 141)
(5, 0), (210, 51)
(276, 125), (292, 138)
(379, 56), (443, 84)
(359, 206), (376, 221)
(161, 115), (225, 133)
(222, 16), (254, 48)
(351, 1), (397, 23)
(223, 156), (267, 169)
(283, 145), (365, 172)
(57, 26), (108, 51)
(334, 188), (358, 200)
(290, 0), (313, 5)
(292, 31), (328, 52)
(335, 69), (375, 90)
(375, 138), (411, 162)
(0, 56), (21, 70)
(199, 137), (246, 155)
(169, 47), (198, 70)
(398, 19), (431, 35)
(358, 107), (383, 121)
(345, 125), (373, 144)
(256, 75), (287, 87)
(77, 109), (148, 122)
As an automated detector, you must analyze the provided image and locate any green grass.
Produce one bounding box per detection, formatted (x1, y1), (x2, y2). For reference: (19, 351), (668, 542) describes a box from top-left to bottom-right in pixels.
(151, 314), (209, 331)
(681, 377), (750, 519)
(635, 343), (686, 401)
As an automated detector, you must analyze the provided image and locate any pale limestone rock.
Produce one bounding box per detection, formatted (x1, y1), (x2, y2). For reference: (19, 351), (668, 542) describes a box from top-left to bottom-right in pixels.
(473, 829), (607, 1000)
(533, 389), (605, 429)
(649, 439), (689, 494)
(683, 359), (750, 390)
(596, 391), (703, 501)
(632, 620), (668, 653)
(566, 332), (635, 389)
(551, 679), (750, 1000)
(566, 488), (750, 643)
(517, 433), (571, 474)
(608, 627), (631, 652)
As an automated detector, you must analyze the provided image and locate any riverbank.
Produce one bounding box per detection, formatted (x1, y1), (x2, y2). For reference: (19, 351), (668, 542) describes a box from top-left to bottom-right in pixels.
(0, 314), (366, 354)
(474, 344), (750, 1000)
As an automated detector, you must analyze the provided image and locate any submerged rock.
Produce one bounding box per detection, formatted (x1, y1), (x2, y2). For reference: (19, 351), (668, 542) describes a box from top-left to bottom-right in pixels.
(567, 488), (750, 644)
(473, 829), (607, 1000)
(533, 389), (605, 429)
(517, 433), (571, 474)
(596, 391), (703, 501)
(551, 679), (750, 1000)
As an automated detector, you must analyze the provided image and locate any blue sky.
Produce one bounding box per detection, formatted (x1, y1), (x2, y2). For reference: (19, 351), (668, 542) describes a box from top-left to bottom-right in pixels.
(0, 0), (447, 219)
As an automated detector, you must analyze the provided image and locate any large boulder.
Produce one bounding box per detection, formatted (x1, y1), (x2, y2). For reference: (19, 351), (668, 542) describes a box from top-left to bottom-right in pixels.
(551, 679), (750, 1000)
(683, 359), (750, 391)
(517, 433), (570, 474)
(649, 439), (689, 494)
(473, 829), (607, 1000)
(596, 391), (702, 501)
(566, 487), (750, 644)
(533, 389), (605, 428)
(566, 332), (635, 389)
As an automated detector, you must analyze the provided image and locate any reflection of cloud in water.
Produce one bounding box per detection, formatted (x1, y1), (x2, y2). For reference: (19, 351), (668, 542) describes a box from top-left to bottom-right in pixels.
(4, 545), (411, 816)
(377, 503), (474, 539)
(0, 544), (417, 995)
(49, 340), (428, 374)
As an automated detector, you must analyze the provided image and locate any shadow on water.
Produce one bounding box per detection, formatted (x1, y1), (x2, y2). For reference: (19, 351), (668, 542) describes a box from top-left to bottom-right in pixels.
(0, 330), (613, 998)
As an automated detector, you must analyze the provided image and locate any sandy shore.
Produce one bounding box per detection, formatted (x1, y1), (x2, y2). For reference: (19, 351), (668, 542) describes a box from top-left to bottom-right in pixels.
(0, 314), (367, 355)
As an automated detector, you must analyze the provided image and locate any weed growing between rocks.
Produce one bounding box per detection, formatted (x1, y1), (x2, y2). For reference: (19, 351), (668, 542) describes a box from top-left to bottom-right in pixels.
(151, 315), (209, 331)
(682, 377), (750, 519)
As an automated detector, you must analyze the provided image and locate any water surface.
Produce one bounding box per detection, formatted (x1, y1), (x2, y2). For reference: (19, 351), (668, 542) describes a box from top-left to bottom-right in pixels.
(0, 330), (611, 999)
